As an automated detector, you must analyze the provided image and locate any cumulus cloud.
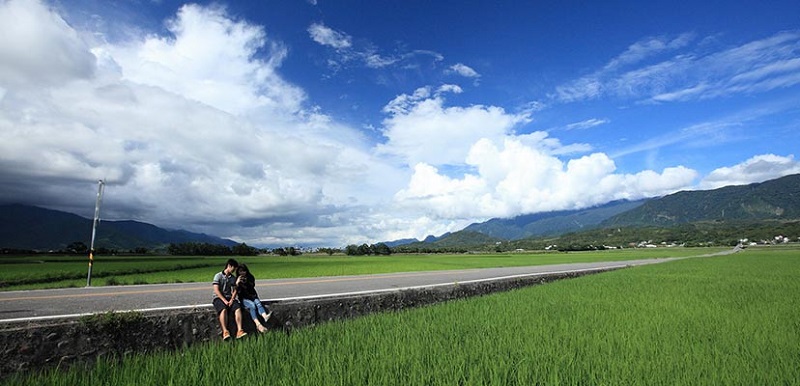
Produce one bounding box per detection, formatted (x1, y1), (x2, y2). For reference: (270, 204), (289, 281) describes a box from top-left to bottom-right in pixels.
(700, 154), (800, 189)
(394, 137), (698, 220)
(0, 0), (404, 246)
(106, 4), (305, 116)
(380, 88), (697, 222)
(378, 85), (530, 166)
(2, 1), (790, 247)
(0, 0), (95, 87)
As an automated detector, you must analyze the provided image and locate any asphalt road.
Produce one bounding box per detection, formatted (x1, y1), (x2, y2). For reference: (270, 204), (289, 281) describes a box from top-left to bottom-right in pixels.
(0, 258), (682, 323)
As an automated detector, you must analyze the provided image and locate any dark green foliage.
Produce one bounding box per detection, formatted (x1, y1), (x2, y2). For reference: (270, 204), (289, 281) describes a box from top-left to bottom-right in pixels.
(167, 242), (232, 256)
(509, 220), (800, 250)
(166, 242), (261, 256)
(604, 174), (800, 226)
(231, 243), (259, 256)
(344, 243), (393, 256)
(394, 231), (503, 253)
(66, 241), (88, 254)
(317, 248), (340, 255)
(271, 247), (301, 256)
(79, 311), (144, 329)
(464, 199), (646, 239)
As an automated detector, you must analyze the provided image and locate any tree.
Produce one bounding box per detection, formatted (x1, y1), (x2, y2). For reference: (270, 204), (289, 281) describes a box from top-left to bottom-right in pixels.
(345, 244), (359, 255)
(357, 243), (372, 256)
(372, 243), (391, 255)
(67, 241), (88, 254)
(232, 243), (259, 256)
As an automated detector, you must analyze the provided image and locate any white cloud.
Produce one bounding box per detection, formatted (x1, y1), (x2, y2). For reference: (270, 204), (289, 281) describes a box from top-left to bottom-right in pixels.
(106, 4), (305, 116)
(378, 86), (531, 166)
(604, 33), (694, 70)
(307, 23), (444, 76)
(380, 89), (697, 222)
(364, 53), (398, 68)
(449, 63), (480, 78)
(308, 22), (352, 49)
(554, 31), (800, 104)
(562, 118), (610, 131)
(700, 154), (800, 189)
(2, 1), (792, 248)
(436, 84), (463, 94)
(0, 1), (407, 247)
(394, 137), (699, 219)
(0, 0), (95, 87)
(613, 102), (793, 159)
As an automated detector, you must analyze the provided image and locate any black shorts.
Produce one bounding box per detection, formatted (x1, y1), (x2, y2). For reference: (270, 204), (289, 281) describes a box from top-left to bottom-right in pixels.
(212, 297), (242, 315)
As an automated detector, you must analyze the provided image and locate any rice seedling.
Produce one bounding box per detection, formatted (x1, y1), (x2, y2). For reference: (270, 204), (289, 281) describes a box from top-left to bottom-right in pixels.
(7, 247), (798, 385)
(0, 247), (725, 290)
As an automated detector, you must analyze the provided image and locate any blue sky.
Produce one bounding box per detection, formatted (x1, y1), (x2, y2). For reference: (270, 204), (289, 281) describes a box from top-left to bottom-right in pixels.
(1, 0), (799, 247)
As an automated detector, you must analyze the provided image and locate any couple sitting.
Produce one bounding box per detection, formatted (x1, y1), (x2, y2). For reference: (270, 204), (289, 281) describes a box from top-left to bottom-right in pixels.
(212, 258), (272, 340)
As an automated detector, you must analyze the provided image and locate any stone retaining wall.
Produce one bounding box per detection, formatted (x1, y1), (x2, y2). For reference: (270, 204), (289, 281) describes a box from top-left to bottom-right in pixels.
(0, 268), (616, 380)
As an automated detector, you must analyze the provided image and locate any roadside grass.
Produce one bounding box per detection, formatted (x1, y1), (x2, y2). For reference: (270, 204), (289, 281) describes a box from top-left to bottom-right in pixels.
(7, 247), (798, 385)
(0, 247), (726, 291)
(0, 256), (220, 290)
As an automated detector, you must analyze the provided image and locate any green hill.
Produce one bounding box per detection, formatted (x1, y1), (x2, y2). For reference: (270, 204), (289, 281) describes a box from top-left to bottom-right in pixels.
(0, 204), (237, 251)
(603, 173), (800, 226)
(393, 173), (800, 251)
(464, 199), (645, 239)
(393, 231), (503, 252)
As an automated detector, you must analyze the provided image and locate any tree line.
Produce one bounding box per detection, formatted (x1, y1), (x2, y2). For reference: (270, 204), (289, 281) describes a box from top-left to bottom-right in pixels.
(344, 243), (391, 256)
(167, 242), (261, 256)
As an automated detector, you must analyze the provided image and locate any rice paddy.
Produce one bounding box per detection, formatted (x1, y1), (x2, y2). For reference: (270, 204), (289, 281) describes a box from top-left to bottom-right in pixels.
(6, 246), (798, 385)
(0, 247), (724, 290)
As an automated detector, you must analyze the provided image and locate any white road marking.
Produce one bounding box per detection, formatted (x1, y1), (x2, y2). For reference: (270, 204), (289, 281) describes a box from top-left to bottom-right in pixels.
(0, 265), (627, 324)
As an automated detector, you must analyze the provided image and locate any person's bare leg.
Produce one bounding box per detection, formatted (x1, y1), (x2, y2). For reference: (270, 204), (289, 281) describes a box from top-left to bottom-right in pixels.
(235, 308), (245, 337)
(255, 320), (266, 332)
(218, 310), (229, 339)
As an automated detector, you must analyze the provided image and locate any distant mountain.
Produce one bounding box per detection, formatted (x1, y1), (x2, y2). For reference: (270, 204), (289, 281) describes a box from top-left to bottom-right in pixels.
(391, 174), (800, 250)
(0, 204), (238, 251)
(396, 231), (503, 250)
(602, 174), (800, 227)
(463, 199), (646, 240)
(382, 238), (419, 248)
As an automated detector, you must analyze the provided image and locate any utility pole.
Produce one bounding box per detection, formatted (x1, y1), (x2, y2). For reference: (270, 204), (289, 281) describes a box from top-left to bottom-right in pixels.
(87, 180), (105, 287)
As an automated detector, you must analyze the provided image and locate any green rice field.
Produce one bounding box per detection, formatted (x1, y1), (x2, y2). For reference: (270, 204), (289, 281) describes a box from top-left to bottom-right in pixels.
(7, 246), (799, 385)
(0, 247), (725, 291)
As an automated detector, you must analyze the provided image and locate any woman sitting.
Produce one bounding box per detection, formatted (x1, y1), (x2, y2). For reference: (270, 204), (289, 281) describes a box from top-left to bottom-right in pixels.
(235, 263), (272, 333)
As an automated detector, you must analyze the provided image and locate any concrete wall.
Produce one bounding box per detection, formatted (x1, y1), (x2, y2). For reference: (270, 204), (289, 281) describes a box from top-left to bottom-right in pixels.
(0, 268), (615, 380)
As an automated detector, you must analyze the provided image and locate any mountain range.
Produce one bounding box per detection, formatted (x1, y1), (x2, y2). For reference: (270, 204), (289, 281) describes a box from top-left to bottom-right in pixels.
(394, 173), (800, 248)
(2, 173), (798, 251)
(0, 204), (237, 251)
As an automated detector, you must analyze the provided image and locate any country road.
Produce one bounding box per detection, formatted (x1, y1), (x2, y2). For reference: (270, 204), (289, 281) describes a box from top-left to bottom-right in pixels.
(0, 257), (699, 324)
